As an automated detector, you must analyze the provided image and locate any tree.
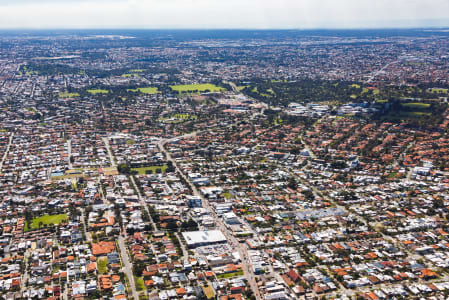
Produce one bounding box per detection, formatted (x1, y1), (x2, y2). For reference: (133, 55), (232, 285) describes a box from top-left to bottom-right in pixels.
(166, 161), (175, 173)
(287, 177), (297, 189)
(433, 198), (444, 209)
(24, 210), (33, 230)
(133, 260), (146, 277)
(181, 219), (198, 231)
(166, 221), (178, 231)
(117, 164), (131, 174)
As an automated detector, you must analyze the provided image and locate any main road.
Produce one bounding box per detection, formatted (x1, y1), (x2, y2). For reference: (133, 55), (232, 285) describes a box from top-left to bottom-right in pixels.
(157, 135), (262, 300)
(366, 60), (399, 83)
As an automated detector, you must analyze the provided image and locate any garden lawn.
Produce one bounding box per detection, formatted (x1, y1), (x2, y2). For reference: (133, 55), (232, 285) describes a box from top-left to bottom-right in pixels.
(97, 257), (108, 274)
(135, 276), (145, 291)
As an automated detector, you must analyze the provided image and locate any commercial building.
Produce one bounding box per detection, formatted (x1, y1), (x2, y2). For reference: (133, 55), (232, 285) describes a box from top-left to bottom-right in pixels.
(182, 230), (227, 248)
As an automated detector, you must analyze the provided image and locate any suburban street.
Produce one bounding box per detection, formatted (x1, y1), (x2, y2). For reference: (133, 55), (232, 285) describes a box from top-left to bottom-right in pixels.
(102, 136), (117, 167)
(129, 175), (158, 232)
(118, 235), (139, 300)
(67, 139), (72, 169)
(0, 132), (13, 172)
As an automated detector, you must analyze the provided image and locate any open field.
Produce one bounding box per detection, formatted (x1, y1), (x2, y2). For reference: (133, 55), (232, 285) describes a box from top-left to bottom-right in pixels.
(257, 88), (275, 98)
(25, 214), (68, 231)
(170, 83), (226, 93)
(131, 165), (167, 175)
(222, 192), (232, 199)
(59, 92), (80, 98)
(52, 173), (87, 180)
(127, 87), (159, 94)
(51, 168), (98, 180)
(250, 85), (275, 97)
(216, 270), (244, 279)
(380, 100), (446, 126)
(172, 114), (197, 120)
(430, 88), (448, 93)
(389, 111), (432, 120)
(87, 89), (109, 94)
(401, 103), (431, 108)
(121, 73), (139, 78)
(103, 167), (119, 176)
(159, 114), (197, 123)
(273, 117), (283, 125)
(21, 66), (39, 76)
(406, 111), (432, 116)
(350, 84), (378, 95)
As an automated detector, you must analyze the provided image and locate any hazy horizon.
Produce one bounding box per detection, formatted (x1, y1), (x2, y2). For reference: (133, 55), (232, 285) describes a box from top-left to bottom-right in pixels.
(0, 0), (448, 29)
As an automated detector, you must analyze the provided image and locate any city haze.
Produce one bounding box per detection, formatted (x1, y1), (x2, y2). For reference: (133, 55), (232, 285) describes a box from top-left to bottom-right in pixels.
(0, 0), (448, 29)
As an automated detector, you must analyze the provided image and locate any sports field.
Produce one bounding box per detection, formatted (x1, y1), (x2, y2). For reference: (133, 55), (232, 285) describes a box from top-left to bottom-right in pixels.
(401, 103), (431, 108)
(170, 83), (226, 93)
(131, 165), (167, 174)
(127, 87), (159, 94)
(59, 92), (80, 98)
(87, 89), (109, 94)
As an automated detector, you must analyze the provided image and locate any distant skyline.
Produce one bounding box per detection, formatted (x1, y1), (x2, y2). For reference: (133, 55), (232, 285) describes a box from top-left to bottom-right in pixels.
(0, 0), (448, 29)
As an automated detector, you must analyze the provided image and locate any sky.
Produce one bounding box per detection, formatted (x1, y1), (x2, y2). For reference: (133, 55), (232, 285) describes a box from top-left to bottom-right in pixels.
(0, 0), (448, 29)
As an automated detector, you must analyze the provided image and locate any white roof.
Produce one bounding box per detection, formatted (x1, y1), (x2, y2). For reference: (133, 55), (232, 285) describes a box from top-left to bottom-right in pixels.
(182, 230), (227, 246)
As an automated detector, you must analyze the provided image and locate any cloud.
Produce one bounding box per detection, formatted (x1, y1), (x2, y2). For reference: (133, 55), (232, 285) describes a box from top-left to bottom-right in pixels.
(0, 0), (119, 3)
(0, 0), (447, 29)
